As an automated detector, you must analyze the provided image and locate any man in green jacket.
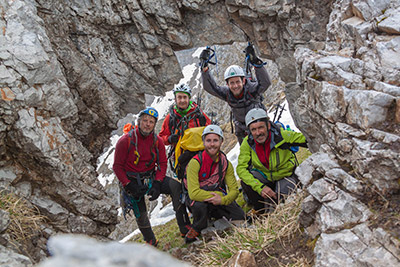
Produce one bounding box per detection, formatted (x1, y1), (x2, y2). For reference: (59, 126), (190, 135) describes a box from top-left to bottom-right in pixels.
(185, 125), (245, 243)
(237, 108), (307, 213)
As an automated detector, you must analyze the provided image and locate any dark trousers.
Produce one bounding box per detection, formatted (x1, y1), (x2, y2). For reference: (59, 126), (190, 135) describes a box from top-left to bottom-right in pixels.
(135, 197), (155, 242)
(241, 171), (299, 213)
(136, 176), (190, 242)
(162, 176), (191, 234)
(190, 200), (245, 232)
(235, 122), (248, 145)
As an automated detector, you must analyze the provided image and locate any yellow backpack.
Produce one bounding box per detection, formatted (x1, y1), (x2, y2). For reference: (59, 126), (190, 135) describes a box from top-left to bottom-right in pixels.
(174, 126), (205, 168)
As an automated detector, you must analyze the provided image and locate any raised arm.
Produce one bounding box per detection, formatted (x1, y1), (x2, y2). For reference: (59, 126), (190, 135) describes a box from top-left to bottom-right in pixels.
(247, 66), (272, 96)
(201, 69), (229, 101)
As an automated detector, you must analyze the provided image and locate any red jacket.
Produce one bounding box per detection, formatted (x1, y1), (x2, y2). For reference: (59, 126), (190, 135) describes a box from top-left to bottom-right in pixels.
(159, 103), (211, 145)
(113, 128), (167, 186)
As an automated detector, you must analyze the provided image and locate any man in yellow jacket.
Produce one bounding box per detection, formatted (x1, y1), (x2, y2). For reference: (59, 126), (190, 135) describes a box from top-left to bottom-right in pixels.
(185, 125), (245, 243)
(237, 108), (308, 213)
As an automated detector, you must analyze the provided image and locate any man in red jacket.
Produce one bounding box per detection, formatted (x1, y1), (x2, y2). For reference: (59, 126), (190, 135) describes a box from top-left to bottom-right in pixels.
(159, 83), (211, 147)
(113, 107), (191, 246)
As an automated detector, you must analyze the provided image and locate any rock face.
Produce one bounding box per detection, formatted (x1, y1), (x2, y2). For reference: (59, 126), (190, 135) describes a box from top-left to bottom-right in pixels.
(290, 0), (400, 265)
(0, 0), (399, 265)
(297, 153), (400, 266)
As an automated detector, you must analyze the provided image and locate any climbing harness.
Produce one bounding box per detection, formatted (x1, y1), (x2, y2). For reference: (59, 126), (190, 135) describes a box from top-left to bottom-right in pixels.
(121, 171), (154, 219)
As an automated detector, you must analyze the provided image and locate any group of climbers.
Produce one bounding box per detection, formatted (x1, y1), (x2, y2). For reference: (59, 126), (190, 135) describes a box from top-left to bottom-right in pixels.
(112, 43), (308, 246)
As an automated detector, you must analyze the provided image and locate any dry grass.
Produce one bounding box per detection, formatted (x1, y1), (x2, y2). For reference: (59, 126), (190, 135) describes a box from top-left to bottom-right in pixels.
(189, 191), (308, 266)
(0, 190), (46, 255)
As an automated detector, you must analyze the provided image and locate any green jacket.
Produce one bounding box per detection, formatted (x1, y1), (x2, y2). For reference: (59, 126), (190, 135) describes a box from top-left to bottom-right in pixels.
(236, 123), (307, 194)
(187, 157), (239, 206)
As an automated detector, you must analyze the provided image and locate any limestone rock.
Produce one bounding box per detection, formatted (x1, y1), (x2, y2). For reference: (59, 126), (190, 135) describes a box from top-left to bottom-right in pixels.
(315, 223), (400, 266)
(377, 7), (400, 34)
(0, 210), (10, 233)
(0, 245), (33, 267)
(225, 250), (257, 267)
(315, 189), (371, 232)
(201, 217), (235, 241)
(377, 36), (400, 69)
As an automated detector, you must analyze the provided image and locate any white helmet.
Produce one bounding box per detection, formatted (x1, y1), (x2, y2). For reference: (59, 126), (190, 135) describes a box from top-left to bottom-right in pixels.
(224, 65), (245, 81)
(202, 125), (224, 140)
(173, 83), (192, 97)
(245, 108), (269, 127)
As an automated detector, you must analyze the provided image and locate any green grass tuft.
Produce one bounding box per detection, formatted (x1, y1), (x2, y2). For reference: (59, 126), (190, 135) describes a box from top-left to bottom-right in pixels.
(187, 191), (310, 266)
(0, 190), (46, 258)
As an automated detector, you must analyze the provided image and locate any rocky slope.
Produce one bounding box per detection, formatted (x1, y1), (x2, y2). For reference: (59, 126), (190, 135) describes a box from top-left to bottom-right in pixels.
(0, 0), (399, 265)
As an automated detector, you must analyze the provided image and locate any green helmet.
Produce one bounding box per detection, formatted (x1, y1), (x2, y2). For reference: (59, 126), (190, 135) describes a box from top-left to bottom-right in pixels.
(173, 83), (192, 97)
(202, 125), (224, 140)
(245, 108), (269, 127)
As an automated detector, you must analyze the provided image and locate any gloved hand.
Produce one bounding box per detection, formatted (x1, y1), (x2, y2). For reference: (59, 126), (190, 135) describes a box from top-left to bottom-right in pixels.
(245, 44), (263, 66)
(168, 134), (179, 144)
(148, 180), (161, 201)
(199, 48), (210, 70)
(124, 182), (137, 196)
(200, 48), (210, 61)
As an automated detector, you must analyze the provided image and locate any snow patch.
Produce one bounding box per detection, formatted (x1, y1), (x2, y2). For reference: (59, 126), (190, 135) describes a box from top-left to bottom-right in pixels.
(119, 201), (175, 243)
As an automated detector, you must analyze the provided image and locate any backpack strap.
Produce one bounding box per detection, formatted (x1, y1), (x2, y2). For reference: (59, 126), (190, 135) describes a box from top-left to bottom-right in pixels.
(170, 105), (206, 137)
(145, 134), (159, 169)
(127, 122), (136, 153)
(168, 105), (178, 135)
(193, 150), (203, 165)
(194, 151), (227, 192)
(189, 105), (206, 127)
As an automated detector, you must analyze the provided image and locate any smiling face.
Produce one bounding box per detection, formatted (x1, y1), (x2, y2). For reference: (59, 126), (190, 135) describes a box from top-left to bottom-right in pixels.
(203, 133), (223, 160)
(249, 120), (270, 144)
(138, 114), (156, 136)
(175, 92), (190, 110)
(226, 76), (245, 97)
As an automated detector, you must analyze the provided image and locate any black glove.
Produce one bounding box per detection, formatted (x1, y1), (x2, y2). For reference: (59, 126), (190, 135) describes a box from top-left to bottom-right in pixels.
(245, 44), (263, 66)
(199, 48), (210, 70)
(168, 134), (179, 144)
(124, 182), (147, 198)
(198, 115), (206, 126)
(148, 180), (161, 201)
(200, 48), (210, 61)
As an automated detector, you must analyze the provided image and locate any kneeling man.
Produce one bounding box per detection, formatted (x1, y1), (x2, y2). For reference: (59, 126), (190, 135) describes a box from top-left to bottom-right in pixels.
(185, 125), (245, 244)
(237, 108), (308, 213)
